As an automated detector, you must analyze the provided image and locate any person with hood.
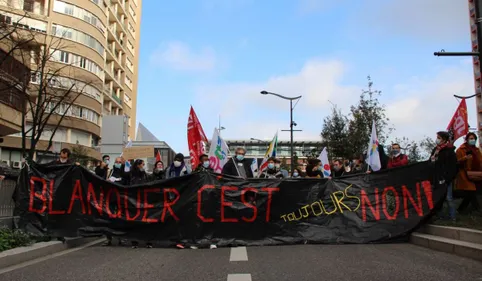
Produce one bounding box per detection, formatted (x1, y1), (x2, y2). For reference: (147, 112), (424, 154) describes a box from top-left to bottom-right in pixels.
(259, 157), (284, 179)
(456, 132), (482, 215)
(430, 131), (458, 221)
(194, 154), (214, 172)
(166, 153), (192, 179)
(222, 147), (253, 179)
(151, 160), (166, 181)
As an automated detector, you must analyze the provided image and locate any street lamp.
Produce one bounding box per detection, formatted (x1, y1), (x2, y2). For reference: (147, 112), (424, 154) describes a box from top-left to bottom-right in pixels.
(260, 90), (302, 174)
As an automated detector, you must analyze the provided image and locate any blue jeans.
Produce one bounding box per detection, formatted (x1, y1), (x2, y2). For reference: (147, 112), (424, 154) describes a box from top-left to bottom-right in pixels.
(439, 182), (456, 220)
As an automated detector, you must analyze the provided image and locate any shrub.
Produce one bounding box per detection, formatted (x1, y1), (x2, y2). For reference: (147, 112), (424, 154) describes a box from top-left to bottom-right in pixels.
(0, 226), (33, 252)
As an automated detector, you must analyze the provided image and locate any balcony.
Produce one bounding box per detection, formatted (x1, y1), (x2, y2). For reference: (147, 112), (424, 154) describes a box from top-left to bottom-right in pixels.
(103, 87), (122, 108)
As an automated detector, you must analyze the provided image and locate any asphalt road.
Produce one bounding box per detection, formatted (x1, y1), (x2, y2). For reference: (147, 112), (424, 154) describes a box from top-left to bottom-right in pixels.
(1, 242), (482, 281)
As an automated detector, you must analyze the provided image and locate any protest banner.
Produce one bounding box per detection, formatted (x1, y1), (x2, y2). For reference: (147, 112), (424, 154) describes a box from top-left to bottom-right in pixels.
(121, 146), (154, 160)
(14, 161), (442, 247)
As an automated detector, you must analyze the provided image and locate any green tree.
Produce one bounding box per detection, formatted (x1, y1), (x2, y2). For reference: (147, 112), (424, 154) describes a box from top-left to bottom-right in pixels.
(347, 76), (393, 156)
(71, 142), (93, 167)
(419, 136), (436, 160)
(321, 105), (349, 159)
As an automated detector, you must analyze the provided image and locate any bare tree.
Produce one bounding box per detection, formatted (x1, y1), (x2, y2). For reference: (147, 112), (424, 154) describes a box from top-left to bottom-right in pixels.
(0, 10), (98, 162)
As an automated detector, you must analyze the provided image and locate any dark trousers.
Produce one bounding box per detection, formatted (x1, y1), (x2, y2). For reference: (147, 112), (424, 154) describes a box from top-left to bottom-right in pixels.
(458, 190), (480, 212)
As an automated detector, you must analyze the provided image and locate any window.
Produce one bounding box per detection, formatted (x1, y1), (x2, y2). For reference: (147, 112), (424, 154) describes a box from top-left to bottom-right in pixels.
(59, 51), (69, 63)
(124, 94), (132, 107)
(127, 40), (134, 54)
(125, 76), (133, 89)
(53, 0), (106, 34)
(0, 11), (47, 33)
(51, 24), (104, 55)
(129, 5), (136, 22)
(128, 22), (135, 36)
(126, 58), (134, 72)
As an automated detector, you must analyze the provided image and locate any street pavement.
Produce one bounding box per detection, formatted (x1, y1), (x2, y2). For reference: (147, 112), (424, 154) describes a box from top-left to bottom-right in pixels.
(1, 242), (482, 281)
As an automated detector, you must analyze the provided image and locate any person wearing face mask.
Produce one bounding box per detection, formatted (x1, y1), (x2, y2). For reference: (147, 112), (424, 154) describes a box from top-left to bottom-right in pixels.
(259, 157), (284, 179)
(222, 147), (254, 179)
(195, 154), (214, 172)
(455, 132), (482, 216)
(274, 158), (289, 178)
(292, 168), (302, 178)
(388, 144), (409, 169)
(49, 148), (72, 165)
(166, 153), (192, 179)
(331, 159), (346, 178)
(151, 160), (166, 180)
(351, 154), (369, 174)
(95, 155), (110, 179)
(430, 131), (458, 221)
(306, 159), (323, 178)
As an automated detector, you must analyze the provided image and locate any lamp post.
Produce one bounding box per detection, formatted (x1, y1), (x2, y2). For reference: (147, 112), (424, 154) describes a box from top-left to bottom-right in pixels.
(260, 91), (302, 174)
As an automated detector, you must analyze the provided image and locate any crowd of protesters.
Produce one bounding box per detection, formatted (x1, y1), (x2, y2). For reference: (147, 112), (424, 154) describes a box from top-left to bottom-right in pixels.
(10, 130), (477, 249)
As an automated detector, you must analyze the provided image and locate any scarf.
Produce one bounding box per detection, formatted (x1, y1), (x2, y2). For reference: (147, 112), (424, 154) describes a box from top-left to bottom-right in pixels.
(431, 141), (452, 162)
(169, 162), (186, 177)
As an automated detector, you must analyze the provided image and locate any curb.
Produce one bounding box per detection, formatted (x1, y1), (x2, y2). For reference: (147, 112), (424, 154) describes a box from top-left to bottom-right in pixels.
(0, 237), (103, 269)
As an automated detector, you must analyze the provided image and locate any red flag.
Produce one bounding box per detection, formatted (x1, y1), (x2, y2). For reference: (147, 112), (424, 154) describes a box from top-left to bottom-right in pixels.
(187, 106), (208, 169)
(155, 150), (161, 162)
(447, 99), (469, 142)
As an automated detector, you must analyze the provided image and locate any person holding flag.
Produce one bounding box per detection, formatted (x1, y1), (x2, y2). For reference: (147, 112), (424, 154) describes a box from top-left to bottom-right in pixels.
(222, 147), (253, 179)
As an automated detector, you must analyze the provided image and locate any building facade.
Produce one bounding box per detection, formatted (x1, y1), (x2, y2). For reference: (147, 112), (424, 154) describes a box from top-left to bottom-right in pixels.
(0, 0), (141, 164)
(225, 139), (322, 166)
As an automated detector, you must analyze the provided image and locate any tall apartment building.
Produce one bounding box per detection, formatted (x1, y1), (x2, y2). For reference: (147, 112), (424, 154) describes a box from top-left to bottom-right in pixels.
(469, 0), (482, 130)
(0, 0), (141, 163)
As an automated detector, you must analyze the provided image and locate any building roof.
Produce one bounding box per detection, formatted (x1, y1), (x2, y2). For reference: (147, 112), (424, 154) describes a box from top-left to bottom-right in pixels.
(224, 139), (321, 145)
(136, 123), (160, 142)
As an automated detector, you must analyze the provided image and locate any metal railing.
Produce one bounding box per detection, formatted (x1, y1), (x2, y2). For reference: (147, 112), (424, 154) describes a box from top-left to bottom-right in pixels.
(0, 180), (16, 217)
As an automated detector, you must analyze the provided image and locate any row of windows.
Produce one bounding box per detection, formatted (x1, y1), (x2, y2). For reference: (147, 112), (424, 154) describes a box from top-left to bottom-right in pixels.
(53, 0), (106, 34)
(51, 24), (104, 55)
(129, 5), (136, 22)
(45, 102), (100, 125)
(51, 49), (104, 80)
(30, 73), (102, 102)
(0, 11), (47, 33)
(128, 22), (135, 36)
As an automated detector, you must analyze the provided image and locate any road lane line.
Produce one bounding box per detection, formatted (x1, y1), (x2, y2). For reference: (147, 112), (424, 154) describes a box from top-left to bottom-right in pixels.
(229, 246), (248, 261)
(0, 238), (104, 275)
(227, 273), (252, 281)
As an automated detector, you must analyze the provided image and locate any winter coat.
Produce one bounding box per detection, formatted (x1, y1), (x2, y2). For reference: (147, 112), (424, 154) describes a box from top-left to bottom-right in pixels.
(259, 169), (284, 179)
(430, 146), (458, 184)
(388, 154), (409, 169)
(222, 158), (254, 178)
(455, 143), (482, 191)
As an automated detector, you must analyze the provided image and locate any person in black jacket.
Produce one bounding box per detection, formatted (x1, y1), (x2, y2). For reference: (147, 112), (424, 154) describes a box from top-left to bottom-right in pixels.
(95, 155), (110, 179)
(48, 148), (73, 165)
(430, 131), (458, 220)
(194, 154), (214, 172)
(222, 147), (253, 178)
(306, 159), (323, 178)
(259, 157), (284, 179)
(129, 159), (152, 249)
(151, 160), (166, 180)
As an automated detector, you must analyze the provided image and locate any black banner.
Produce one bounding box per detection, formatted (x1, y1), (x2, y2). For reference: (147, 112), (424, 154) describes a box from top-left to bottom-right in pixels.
(14, 161), (445, 247)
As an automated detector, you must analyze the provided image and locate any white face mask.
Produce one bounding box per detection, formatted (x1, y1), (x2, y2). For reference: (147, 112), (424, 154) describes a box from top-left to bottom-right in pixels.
(275, 164), (281, 169)
(174, 161), (182, 167)
(60, 158), (67, 163)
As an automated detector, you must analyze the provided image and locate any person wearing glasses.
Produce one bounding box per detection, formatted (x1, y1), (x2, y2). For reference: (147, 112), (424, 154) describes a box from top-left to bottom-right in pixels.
(222, 147), (253, 179)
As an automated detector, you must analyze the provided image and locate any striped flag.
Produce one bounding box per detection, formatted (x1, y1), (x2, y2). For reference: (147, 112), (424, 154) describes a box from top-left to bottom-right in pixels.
(257, 132), (278, 177)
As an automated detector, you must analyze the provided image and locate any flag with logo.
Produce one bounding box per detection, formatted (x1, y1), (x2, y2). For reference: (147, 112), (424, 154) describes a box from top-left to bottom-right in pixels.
(365, 120), (381, 172)
(208, 128), (230, 173)
(187, 106), (208, 169)
(257, 132), (278, 176)
(318, 147), (331, 178)
(251, 158), (259, 177)
(447, 99), (469, 143)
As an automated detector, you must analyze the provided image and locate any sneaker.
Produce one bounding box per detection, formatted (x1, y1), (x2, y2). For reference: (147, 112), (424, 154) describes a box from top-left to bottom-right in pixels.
(132, 245), (138, 249)
(190, 246), (198, 250)
(146, 244), (153, 249)
(176, 243), (185, 249)
(102, 241), (112, 247)
(210, 244), (217, 249)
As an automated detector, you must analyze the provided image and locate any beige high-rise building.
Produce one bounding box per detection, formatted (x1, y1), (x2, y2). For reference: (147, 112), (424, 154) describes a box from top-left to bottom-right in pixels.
(0, 0), (141, 163)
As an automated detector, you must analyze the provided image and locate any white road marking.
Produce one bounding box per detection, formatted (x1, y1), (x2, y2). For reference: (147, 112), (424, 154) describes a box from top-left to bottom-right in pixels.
(227, 273), (252, 281)
(229, 246), (248, 261)
(0, 239), (104, 275)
